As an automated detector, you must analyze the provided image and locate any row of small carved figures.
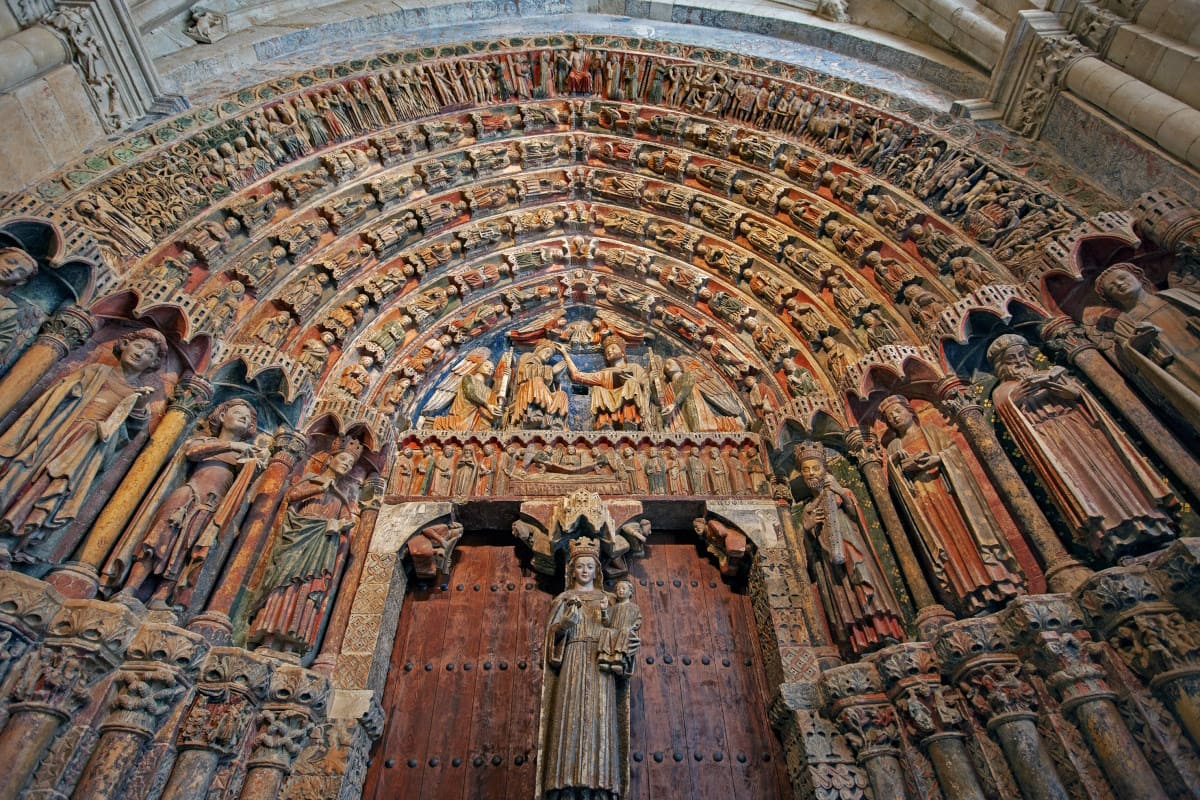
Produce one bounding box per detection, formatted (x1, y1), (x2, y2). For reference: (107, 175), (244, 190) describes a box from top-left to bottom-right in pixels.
(390, 439), (774, 498)
(87, 36), (1067, 279)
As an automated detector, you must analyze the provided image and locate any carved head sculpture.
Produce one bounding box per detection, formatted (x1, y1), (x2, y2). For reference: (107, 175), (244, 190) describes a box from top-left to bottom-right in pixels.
(878, 394), (916, 434)
(567, 536), (602, 588)
(603, 335), (627, 364)
(114, 329), (168, 375)
(1094, 264), (1146, 309)
(0, 247), (37, 287)
(209, 398), (257, 439)
(329, 438), (364, 476)
(794, 441), (828, 490)
(614, 579), (634, 600)
(987, 334), (1033, 381)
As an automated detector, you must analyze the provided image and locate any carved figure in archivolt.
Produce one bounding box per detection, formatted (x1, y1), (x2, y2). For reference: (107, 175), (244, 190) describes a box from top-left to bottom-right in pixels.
(423, 348), (512, 431)
(248, 440), (363, 657)
(988, 334), (1177, 558)
(1092, 264), (1200, 436)
(509, 341), (570, 429)
(538, 537), (636, 800)
(103, 399), (268, 609)
(878, 395), (1025, 615)
(0, 329), (166, 565)
(558, 338), (649, 431)
(795, 441), (905, 655)
(656, 356), (744, 433)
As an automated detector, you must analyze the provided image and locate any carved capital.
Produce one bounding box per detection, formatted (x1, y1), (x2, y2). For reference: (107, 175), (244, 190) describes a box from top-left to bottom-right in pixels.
(271, 428), (310, 467)
(176, 647), (274, 754)
(167, 376), (214, 419)
(835, 702), (902, 759)
(873, 643), (967, 742)
(821, 662), (885, 705)
(102, 623), (207, 736)
(932, 616), (1015, 678)
(0, 570), (64, 640)
(959, 659), (1039, 727)
(1040, 316), (1097, 362)
(1148, 538), (1200, 617)
(934, 377), (982, 421)
(36, 305), (94, 354)
(1075, 565), (1178, 634)
(362, 475), (387, 512)
(843, 428), (884, 468)
(248, 664), (330, 771)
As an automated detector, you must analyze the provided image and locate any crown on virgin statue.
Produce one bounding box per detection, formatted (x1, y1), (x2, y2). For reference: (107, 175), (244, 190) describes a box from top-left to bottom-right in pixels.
(568, 537), (602, 562)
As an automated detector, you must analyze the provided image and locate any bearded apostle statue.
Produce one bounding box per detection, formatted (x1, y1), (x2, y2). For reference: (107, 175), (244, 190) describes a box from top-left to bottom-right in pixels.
(0, 328), (166, 567)
(878, 395), (1025, 615)
(795, 441), (905, 655)
(988, 334), (1178, 559)
(248, 439), (363, 658)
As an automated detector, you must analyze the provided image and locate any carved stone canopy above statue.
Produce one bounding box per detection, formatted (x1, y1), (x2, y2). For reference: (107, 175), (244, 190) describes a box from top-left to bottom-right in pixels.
(514, 492), (646, 578)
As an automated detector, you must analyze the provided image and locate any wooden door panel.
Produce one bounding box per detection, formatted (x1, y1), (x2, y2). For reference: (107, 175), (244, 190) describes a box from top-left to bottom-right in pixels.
(365, 532), (791, 800)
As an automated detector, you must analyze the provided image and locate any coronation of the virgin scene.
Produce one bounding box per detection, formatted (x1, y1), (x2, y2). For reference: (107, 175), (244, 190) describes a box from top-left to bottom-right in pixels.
(1, 0), (1200, 796)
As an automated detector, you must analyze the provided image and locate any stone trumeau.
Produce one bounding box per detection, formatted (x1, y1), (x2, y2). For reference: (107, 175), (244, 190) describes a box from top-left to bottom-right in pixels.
(0, 2), (1198, 798)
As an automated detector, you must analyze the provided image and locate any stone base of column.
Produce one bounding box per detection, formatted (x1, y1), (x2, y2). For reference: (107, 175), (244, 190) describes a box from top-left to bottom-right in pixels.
(43, 561), (99, 599)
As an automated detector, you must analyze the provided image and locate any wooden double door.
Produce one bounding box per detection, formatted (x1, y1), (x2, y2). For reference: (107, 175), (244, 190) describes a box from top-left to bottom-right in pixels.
(364, 532), (791, 799)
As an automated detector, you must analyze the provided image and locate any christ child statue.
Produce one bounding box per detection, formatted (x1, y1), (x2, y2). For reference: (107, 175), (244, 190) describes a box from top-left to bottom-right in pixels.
(599, 580), (643, 675)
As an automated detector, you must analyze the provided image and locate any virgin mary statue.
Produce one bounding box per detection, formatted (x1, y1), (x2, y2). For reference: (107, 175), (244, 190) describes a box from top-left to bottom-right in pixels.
(537, 537), (637, 800)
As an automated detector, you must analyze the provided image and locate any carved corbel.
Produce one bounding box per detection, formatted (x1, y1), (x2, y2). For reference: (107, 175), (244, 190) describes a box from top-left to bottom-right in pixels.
(406, 522), (464, 581)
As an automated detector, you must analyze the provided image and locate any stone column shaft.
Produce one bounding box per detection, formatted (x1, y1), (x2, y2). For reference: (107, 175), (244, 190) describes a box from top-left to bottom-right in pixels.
(314, 475), (385, 672)
(191, 430), (307, 644)
(1044, 319), (1200, 505)
(1068, 691), (1168, 800)
(71, 729), (146, 800)
(936, 379), (1091, 593)
(925, 734), (988, 800)
(0, 307), (93, 423)
(70, 377), (213, 590)
(989, 712), (1069, 800)
(0, 707), (67, 800)
(159, 748), (222, 800)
